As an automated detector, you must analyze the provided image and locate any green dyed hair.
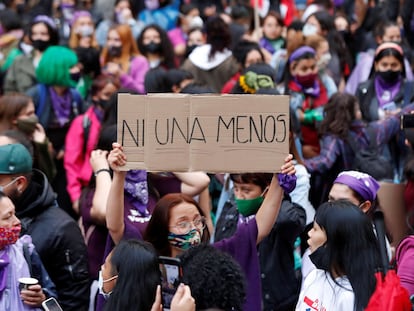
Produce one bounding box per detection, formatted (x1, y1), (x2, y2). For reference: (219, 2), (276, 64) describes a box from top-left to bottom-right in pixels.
(36, 46), (78, 87)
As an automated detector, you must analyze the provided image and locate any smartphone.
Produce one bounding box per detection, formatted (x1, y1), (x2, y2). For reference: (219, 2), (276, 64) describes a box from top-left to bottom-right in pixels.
(41, 297), (63, 311)
(158, 256), (182, 311)
(402, 114), (414, 129)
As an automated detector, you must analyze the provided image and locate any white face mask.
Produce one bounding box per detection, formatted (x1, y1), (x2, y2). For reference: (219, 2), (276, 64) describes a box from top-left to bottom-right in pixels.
(20, 42), (34, 55)
(303, 23), (318, 36)
(97, 270), (117, 300)
(76, 25), (94, 37)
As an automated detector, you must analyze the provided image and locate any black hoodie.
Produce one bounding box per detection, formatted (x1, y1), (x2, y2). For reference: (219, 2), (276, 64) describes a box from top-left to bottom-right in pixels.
(16, 169), (90, 311)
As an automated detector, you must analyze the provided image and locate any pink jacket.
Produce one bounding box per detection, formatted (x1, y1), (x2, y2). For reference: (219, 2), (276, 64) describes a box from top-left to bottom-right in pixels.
(64, 106), (102, 203)
(396, 235), (414, 296)
(120, 55), (149, 94)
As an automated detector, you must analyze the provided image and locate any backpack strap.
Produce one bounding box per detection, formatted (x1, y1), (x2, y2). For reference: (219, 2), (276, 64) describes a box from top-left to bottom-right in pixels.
(82, 115), (91, 156)
(403, 81), (413, 107)
(35, 84), (47, 118)
(22, 242), (33, 277)
(373, 210), (390, 273)
(70, 88), (83, 116)
(366, 126), (379, 150)
(346, 131), (359, 154)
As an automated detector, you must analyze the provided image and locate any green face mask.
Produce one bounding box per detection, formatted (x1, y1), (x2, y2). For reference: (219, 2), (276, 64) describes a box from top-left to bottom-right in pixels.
(235, 196), (264, 217)
(16, 115), (39, 136)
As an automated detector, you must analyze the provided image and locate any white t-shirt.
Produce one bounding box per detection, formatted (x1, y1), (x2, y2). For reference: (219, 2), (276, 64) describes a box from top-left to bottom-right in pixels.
(296, 269), (355, 311)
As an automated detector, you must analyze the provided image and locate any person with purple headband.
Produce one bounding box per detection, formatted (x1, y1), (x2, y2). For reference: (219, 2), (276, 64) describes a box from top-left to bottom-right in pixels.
(329, 171), (380, 215)
(285, 45), (336, 160)
(302, 170), (393, 282)
(68, 10), (98, 50)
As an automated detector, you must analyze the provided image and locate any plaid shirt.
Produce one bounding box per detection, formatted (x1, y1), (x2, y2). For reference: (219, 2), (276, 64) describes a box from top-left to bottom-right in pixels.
(304, 117), (400, 174)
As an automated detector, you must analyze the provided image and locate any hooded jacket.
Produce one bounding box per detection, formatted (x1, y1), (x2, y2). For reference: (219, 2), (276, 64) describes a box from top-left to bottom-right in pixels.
(15, 169), (90, 311)
(181, 44), (238, 93)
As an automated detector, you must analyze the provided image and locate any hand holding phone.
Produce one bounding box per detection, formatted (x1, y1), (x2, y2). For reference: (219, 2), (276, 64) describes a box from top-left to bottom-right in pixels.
(158, 256), (183, 311)
(41, 297), (63, 311)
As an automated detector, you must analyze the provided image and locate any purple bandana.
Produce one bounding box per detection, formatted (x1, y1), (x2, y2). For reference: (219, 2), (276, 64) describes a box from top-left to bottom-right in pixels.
(70, 10), (92, 26)
(334, 171), (380, 202)
(124, 170), (149, 216)
(289, 46), (316, 63)
(278, 173), (297, 194)
(374, 75), (402, 108)
(49, 87), (72, 126)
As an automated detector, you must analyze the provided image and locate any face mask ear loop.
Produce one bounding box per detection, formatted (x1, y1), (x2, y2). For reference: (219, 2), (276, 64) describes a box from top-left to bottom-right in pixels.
(260, 186), (270, 198)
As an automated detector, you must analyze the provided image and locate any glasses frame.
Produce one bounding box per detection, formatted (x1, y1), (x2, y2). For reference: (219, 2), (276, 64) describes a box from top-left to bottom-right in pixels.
(169, 216), (206, 234)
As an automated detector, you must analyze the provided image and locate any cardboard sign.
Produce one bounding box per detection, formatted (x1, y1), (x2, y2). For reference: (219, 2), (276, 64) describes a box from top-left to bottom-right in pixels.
(117, 93), (289, 172)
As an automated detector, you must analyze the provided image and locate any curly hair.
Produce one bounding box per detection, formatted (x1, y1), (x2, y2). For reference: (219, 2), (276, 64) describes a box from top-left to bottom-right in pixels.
(136, 24), (175, 69)
(318, 92), (358, 139)
(179, 244), (246, 311)
(205, 16), (232, 60)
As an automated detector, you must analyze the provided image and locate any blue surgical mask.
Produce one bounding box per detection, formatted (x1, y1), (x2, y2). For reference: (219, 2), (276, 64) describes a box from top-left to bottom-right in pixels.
(168, 228), (201, 250)
(97, 270), (117, 300)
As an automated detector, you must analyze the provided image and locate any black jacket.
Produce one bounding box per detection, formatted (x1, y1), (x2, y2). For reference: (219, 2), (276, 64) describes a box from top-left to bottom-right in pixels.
(215, 195), (306, 311)
(356, 79), (414, 122)
(16, 169), (90, 311)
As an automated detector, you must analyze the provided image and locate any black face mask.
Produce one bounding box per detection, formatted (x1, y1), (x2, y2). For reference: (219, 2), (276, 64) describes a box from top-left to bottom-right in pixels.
(70, 72), (81, 83)
(31, 39), (50, 52)
(16, 3), (25, 14)
(185, 44), (199, 58)
(107, 45), (122, 57)
(309, 246), (329, 271)
(377, 70), (401, 84)
(98, 99), (108, 109)
(143, 41), (162, 54)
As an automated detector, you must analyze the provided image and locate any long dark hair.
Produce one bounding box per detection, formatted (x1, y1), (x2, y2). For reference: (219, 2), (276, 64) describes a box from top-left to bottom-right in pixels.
(318, 93), (358, 139)
(309, 11), (353, 76)
(103, 239), (160, 311)
(144, 193), (211, 256)
(205, 16), (232, 60)
(315, 201), (380, 310)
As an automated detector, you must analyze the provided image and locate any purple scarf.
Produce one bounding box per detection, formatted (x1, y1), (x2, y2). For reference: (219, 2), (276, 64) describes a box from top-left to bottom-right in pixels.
(49, 87), (72, 126)
(374, 75), (402, 108)
(292, 78), (321, 97)
(124, 170), (149, 216)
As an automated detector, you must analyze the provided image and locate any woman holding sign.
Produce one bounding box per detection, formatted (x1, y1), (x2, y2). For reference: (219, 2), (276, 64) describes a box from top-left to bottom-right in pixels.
(105, 142), (296, 310)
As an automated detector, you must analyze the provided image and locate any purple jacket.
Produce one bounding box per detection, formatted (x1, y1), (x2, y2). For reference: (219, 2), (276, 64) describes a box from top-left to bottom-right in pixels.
(396, 235), (414, 296)
(119, 55), (149, 94)
(214, 218), (261, 311)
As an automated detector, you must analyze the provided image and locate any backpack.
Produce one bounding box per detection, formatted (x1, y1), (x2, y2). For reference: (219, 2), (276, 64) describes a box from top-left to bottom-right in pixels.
(365, 211), (412, 311)
(347, 126), (394, 181)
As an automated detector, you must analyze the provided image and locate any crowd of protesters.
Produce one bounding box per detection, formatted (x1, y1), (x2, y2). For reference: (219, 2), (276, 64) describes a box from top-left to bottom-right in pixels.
(1, 0), (414, 310)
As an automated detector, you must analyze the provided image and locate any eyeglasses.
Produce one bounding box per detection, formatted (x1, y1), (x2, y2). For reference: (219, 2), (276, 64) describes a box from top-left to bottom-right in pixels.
(170, 216), (206, 234)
